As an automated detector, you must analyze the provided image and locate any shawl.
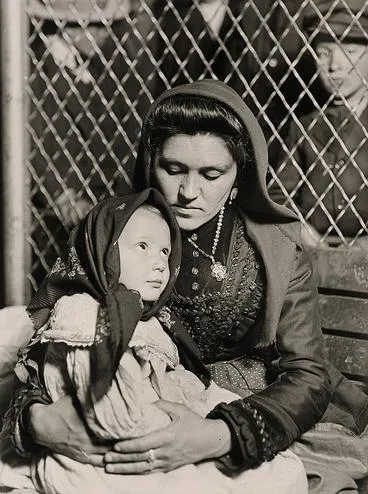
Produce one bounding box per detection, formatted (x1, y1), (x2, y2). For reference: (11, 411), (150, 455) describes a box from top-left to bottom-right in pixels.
(133, 79), (299, 226)
(27, 188), (183, 397)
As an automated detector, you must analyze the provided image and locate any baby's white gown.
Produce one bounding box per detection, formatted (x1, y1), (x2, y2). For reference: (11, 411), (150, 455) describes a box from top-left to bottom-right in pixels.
(0, 294), (307, 494)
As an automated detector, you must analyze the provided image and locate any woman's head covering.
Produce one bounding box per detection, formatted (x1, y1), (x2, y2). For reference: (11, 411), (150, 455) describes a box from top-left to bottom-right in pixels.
(27, 188), (181, 397)
(133, 79), (297, 224)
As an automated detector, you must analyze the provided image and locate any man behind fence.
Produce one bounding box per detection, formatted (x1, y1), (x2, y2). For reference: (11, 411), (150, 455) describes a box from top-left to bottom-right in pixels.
(270, 0), (368, 249)
(151, 0), (320, 169)
(27, 0), (143, 286)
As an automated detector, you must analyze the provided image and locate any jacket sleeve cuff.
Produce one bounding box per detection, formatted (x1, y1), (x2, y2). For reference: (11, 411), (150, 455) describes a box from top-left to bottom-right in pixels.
(207, 399), (276, 477)
(4, 385), (52, 457)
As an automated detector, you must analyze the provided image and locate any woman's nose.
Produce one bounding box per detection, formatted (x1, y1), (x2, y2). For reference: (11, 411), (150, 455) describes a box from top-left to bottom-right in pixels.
(179, 174), (198, 200)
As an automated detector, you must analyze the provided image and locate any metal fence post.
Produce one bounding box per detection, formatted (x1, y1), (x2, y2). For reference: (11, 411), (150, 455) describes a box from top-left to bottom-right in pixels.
(1, 0), (30, 305)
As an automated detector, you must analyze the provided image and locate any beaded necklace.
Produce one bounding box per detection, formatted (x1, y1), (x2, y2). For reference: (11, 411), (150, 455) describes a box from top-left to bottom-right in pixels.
(187, 205), (227, 281)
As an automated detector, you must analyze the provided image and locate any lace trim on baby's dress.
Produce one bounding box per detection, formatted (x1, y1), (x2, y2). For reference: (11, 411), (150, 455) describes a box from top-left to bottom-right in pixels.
(168, 217), (264, 364)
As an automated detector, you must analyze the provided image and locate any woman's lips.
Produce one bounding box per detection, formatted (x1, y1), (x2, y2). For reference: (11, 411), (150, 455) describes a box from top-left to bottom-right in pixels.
(172, 205), (200, 216)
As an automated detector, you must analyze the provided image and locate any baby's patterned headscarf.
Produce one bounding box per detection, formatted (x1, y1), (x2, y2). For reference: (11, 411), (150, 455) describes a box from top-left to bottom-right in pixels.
(27, 188), (182, 397)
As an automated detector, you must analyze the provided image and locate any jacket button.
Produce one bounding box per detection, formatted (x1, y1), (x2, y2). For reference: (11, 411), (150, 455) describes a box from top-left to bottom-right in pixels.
(268, 57), (278, 68)
(335, 159), (345, 169)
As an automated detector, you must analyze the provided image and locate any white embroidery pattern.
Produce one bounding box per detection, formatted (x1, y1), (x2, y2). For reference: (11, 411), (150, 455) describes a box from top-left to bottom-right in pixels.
(48, 246), (86, 279)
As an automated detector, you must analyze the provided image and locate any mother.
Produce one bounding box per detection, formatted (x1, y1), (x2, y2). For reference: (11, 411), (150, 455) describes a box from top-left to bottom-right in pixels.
(7, 80), (368, 492)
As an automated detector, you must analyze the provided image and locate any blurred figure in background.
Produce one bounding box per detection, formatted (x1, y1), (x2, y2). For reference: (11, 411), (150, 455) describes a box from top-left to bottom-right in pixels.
(27, 0), (148, 286)
(151, 0), (321, 168)
(269, 0), (368, 249)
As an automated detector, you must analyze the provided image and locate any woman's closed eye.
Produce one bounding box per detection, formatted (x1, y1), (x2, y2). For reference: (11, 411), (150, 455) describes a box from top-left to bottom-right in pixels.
(161, 163), (185, 175)
(203, 171), (222, 181)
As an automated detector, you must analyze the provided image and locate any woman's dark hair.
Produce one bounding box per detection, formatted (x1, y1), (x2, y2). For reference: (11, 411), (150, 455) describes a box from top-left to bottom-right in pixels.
(143, 94), (251, 177)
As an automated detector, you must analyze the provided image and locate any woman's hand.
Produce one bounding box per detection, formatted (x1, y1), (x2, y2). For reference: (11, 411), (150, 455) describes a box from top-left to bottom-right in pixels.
(104, 400), (232, 474)
(28, 396), (112, 465)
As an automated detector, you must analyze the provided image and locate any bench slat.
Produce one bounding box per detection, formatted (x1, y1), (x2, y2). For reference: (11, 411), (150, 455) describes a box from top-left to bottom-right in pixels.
(310, 248), (368, 293)
(322, 334), (368, 377)
(319, 295), (368, 336)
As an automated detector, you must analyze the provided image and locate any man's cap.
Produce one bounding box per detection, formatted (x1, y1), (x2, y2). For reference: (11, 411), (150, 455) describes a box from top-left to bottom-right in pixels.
(303, 0), (368, 44)
(27, 0), (130, 23)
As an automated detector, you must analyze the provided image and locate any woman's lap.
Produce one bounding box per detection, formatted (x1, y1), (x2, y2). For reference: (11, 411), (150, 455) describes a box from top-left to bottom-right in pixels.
(195, 449), (307, 494)
(1, 310), (367, 493)
(291, 423), (368, 494)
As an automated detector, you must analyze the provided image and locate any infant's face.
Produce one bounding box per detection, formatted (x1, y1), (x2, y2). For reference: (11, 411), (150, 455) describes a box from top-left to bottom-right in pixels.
(118, 207), (171, 302)
(315, 41), (368, 101)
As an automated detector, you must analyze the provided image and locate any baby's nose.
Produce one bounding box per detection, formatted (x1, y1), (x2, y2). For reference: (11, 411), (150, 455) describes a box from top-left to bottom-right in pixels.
(153, 258), (166, 272)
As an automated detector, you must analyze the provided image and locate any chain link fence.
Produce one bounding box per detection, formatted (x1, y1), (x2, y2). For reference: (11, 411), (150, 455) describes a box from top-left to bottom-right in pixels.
(3, 0), (368, 297)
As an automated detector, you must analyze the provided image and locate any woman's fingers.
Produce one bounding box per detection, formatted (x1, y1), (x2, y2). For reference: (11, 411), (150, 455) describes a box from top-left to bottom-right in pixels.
(105, 449), (165, 474)
(105, 460), (163, 475)
(110, 400), (183, 455)
(106, 452), (153, 463)
(86, 453), (107, 467)
(110, 428), (170, 454)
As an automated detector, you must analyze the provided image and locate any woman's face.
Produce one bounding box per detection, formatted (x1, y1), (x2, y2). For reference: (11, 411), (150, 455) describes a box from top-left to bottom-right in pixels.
(153, 134), (237, 230)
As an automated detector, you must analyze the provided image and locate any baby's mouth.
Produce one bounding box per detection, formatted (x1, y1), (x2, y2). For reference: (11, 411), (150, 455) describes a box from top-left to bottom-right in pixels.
(147, 280), (163, 287)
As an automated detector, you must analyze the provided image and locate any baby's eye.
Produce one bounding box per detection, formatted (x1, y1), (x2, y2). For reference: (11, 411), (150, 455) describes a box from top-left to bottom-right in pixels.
(137, 242), (148, 251)
(161, 247), (170, 256)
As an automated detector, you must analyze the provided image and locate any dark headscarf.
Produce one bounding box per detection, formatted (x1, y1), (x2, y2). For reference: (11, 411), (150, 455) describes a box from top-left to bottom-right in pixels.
(27, 188), (182, 397)
(133, 79), (298, 225)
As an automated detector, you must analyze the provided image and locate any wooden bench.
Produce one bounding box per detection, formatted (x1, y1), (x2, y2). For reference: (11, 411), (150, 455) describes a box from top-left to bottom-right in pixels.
(309, 247), (368, 393)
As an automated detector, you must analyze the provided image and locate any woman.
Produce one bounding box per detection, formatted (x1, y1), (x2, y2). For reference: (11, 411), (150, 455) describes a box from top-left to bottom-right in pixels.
(6, 80), (368, 492)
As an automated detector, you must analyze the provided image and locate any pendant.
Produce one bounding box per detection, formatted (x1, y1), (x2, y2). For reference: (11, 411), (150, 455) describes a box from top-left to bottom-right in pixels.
(210, 261), (227, 281)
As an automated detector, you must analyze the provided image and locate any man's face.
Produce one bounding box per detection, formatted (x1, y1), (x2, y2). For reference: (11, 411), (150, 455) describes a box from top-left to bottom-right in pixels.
(315, 41), (368, 101)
